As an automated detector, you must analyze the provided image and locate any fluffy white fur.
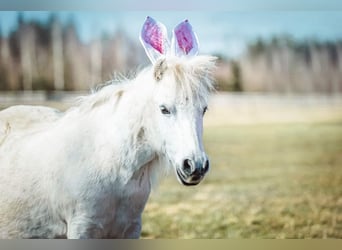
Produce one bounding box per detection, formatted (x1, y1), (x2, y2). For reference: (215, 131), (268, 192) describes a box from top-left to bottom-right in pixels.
(0, 55), (216, 238)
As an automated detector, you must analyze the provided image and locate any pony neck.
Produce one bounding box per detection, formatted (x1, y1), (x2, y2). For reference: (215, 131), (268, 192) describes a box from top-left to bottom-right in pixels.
(72, 78), (156, 185)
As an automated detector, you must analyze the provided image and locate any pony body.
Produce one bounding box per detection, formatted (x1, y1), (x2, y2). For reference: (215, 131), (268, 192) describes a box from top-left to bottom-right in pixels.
(0, 56), (216, 238)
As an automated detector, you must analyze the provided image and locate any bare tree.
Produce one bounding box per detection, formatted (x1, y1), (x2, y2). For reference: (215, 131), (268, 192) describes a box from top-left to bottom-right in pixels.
(52, 17), (64, 90)
(90, 39), (102, 88)
(19, 23), (36, 90)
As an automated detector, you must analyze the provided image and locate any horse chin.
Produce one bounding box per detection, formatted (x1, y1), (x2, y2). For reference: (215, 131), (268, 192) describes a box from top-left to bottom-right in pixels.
(176, 168), (202, 186)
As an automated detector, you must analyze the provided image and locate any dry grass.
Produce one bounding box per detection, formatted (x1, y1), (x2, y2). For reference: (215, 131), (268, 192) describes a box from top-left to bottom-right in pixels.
(1, 93), (342, 238)
(142, 122), (342, 238)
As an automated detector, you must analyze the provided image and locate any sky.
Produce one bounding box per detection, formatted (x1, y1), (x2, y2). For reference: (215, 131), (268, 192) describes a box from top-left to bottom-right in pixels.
(1, 0), (342, 11)
(1, 11), (342, 58)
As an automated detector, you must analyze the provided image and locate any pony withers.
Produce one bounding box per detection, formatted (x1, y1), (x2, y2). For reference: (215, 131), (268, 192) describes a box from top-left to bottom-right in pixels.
(0, 17), (216, 238)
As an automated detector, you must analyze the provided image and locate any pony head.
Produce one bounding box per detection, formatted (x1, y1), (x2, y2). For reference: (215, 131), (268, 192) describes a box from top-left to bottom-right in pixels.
(140, 17), (215, 185)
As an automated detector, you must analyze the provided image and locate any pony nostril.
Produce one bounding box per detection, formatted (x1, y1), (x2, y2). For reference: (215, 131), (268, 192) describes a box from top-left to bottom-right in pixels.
(182, 159), (193, 175)
(203, 159), (209, 172)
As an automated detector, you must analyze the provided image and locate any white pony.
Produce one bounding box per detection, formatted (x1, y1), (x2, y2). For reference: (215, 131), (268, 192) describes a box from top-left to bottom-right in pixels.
(0, 17), (216, 238)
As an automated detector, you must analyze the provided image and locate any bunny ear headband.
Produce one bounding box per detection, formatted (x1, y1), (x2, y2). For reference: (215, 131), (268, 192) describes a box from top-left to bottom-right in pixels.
(139, 16), (199, 64)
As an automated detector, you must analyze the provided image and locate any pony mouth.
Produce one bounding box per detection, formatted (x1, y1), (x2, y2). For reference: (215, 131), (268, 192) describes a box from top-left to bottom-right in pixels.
(176, 168), (202, 186)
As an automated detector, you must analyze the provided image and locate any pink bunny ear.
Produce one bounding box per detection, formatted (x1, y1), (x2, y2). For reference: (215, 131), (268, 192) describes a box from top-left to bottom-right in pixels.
(140, 16), (169, 63)
(172, 20), (199, 57)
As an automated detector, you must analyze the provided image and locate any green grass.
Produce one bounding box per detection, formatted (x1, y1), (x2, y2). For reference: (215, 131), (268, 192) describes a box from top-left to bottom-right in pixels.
(141, 122), (342, 238)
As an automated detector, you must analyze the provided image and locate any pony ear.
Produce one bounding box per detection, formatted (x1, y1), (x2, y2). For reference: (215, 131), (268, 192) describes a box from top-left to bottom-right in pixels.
(140, 16), (169, 64)
(153, 58), (168, 82)
(171, 20), (199, 57)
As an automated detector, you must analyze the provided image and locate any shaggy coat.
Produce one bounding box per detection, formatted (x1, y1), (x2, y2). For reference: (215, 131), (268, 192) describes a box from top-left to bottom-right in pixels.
(0, 56), (215, 238)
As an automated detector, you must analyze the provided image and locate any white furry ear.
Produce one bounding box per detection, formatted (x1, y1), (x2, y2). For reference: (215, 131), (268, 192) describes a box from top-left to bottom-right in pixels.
(140, 16), (170, 64)
(153, 58), (168, 82)
(171, 20), (199, 57)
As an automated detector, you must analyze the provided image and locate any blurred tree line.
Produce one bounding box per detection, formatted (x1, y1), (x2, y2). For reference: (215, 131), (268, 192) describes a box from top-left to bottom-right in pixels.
(215, 35), (342, 93)
(1, 14), (342, 93)
(0, 13), (146, 91)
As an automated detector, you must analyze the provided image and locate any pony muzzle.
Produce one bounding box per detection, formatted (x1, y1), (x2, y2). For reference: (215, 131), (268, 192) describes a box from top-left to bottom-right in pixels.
(176, 158), (210, 186)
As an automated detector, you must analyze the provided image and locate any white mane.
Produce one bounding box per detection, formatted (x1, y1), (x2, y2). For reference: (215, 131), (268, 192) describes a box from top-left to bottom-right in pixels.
(74, 55), (216, 113)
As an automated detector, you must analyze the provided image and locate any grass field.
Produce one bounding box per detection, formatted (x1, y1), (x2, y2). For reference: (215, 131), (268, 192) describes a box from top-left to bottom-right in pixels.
(1, 93), (342, 238)
(141, 122), (342, 238)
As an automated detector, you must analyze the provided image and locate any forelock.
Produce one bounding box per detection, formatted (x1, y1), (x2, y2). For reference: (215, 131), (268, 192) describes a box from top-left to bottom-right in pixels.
(165, 55), (217, 105)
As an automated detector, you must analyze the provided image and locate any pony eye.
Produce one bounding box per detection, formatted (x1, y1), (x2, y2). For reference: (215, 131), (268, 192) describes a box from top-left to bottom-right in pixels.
(203, 106), (208, 115)
(160, 105), (171, 115)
